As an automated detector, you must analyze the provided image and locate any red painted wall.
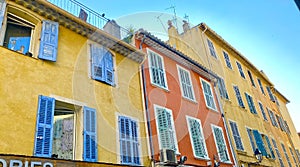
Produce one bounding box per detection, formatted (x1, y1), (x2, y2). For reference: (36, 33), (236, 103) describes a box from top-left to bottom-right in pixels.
(136, 39), (234, 167)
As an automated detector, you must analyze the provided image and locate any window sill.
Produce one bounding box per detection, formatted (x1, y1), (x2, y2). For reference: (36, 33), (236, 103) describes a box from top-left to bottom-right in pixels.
(182, 96), (197, 104)
(150, 83), (170, 92)
(220, 160), (232, 164)
(193, 156), (210, 161)
(206, 106), (218, 113)
(236, 150), (247, 155)
(4, 47), (37, 59)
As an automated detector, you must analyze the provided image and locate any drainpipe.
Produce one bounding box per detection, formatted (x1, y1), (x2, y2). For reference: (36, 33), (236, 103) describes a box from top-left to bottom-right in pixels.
(199, 23), (239, 166)
(214, 85), (239, 167)
(139, 34), (155, 166)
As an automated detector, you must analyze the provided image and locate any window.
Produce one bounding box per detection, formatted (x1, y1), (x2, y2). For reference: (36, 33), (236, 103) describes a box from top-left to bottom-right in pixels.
(289, 147), (297, 165)
(247, 70), (256, 87)
(245, 93), (257, 114)
(207, 39), (217, 58)
(267, 109), (278, 127)
(257, 78), (265, 95)
(90, 43), (115, 85)
(0, 4), (59, 61)
(281, 143), (292, 167)
(201, 78), (217, 110)
(186, 116), (208, 159)
(233, 85), (245, 108)
(229, 121), (244, 151)
(154, 105), (178, 152)
(223, 51), (232, 69)
(118, 116), (140, 165)
(266, 86), (276, 102)
(258, 102), (268, 121)
(272, 139), (284, 167)
(296, 149), (300, 163)
(252, 130), (267, 156)
(276, 115), (286, 132)
(178, 66), (195, 101)
(217, 77), (229, 100)
(274, 96), (280, 106)
(236, 61), (245, 79)
(211, 125), (230, 162)
(34, 95), (97, 162)
(263, 135), (275, 159)
(147, 49), (168, 89)
(246, 128), (256, 152)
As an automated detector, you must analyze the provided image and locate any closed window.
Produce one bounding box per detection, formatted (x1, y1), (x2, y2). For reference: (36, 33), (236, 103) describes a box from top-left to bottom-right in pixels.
(147, 49), (168, 89)
(118, 116), (140, 165)
(0, 2), (58, 61)
(229, 121), (244, 151)
(34, 95), (97, 162)
(266, 86), (276, 102)
(90, 43), (115, 85)
(223, 51), (232, 69)
(263, 135), (275, 159)
(247, 70), (256, 87)
(289, 147), (298, 165)
(246, 128), (256, 153)
(245, 93), (257, 114)
(281, 143), (292, 167)
(272, 139), (284, 167)
(233, 85), (245, 108)
(217, 77), (229, 100)
(258, 102), (268, 121)
(207, 39), (217, 58)
(178, 65), (195, 101)
(257, 78), (265, 95)
(154, 105), (178, 153)
(236, 61), (245, 79)
(186, 116), (208, 159)
(211, 125), (230, 162)
(267, 108), (278, 127)
(201, 78), (217, 110)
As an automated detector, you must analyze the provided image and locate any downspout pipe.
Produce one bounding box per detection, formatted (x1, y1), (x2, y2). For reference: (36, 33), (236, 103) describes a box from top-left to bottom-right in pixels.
(139, 34), (155, 165)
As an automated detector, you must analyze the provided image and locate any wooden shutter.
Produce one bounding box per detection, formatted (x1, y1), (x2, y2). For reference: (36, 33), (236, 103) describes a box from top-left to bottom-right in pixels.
(119, 116), (140, 165)
(39, 20), (59, 61)
(246, 128), (256, 152)
(213, 126), (229, 162)
(91, 44), (105, 81)
(230, 121), (244, 150)
(83, 106), (97, 162)
(104, 51), (114, 85)
(188, 118), (207, 158)
(266, 86), (275, 102)
(34, 95), (55, 157)
(234, 86), (244, 107)
(0, 0), (6, 28)
(265, 135), (275, 159)
(252, 130), (267, 156)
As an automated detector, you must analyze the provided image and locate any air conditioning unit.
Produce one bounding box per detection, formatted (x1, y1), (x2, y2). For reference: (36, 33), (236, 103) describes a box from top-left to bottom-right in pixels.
(160, 149), (177, 164)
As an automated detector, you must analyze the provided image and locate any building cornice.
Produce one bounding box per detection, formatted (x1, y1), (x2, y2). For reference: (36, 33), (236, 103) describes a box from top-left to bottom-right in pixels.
(11, 0), (145, 63)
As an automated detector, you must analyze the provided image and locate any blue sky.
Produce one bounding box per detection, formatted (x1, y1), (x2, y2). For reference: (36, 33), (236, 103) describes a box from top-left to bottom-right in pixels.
(78, 0), (300, 131)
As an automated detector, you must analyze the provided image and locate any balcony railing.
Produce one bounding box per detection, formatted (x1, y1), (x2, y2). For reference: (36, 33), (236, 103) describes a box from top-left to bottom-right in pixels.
(47, 0), (132, 41)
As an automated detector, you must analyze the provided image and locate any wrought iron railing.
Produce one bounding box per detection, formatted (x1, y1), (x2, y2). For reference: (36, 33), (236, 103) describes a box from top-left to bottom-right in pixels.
(47, 0), (132, 41)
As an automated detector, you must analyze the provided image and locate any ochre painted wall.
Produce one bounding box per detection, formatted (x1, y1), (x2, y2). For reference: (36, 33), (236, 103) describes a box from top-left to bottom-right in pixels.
(0, 2), (150, 166)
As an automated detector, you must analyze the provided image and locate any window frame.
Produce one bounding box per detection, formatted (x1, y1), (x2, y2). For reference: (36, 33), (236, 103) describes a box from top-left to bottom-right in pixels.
(257, 78), (265, 95)
(200, 77), (217, 111)
(281, 143), (292, 167)
(233, 85), (245, 108)
(211, 124), (231, 163)
(222, 50), (232, 69)
(186, 116), (209, 159)
(236, 61), (245, 79)
(247, 70), (256, 87)
(244, 93), (257, 114)
(217, 76), (229, 100)
(154, 104), (179, 154)
(147, 48), (168, 90)
(272, 138), (284, 167)
(177, 65), (195, 101)
(229, 120), (244, 151)
(207, 38), (218, 59)
(258, 101), (268, 121)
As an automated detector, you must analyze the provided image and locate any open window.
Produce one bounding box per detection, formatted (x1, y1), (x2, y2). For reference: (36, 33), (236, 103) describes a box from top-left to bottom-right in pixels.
(0, 3), (59, 61)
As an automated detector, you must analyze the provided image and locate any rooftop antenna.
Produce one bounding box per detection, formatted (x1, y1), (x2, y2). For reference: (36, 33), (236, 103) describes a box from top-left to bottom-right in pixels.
(165, 5), (178, 30)
(156, 13), (168, 33)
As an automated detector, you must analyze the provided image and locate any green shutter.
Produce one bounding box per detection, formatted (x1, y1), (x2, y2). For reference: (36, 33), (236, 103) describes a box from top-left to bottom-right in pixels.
(34, 95), (55, 157)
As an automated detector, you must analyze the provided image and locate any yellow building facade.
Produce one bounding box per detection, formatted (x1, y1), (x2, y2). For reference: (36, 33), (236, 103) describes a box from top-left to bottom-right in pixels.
(0, 0), (150, 166)
(168, 22), (300, 167)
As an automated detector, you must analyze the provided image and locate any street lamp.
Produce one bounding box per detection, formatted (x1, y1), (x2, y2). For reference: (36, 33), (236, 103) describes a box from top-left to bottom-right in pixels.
(254, 148), (263, 163)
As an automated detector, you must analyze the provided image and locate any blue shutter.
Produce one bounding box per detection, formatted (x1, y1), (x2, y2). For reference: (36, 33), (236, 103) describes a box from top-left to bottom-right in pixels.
(105, 51), (114, 85)
(0, 0), (6, 29)
(34, 95), (55, 157)
(234, 86), (244, 107)
(83, 106), (97, 162)
(119, 116), (140, 165)
(266, 86), (275, 102)
(246, 128), (256, 152)
(252, 130), (267, 156)
(265, 135), (275, 159)
(91, 44), (105, 81)
(38, 20), (59, 61)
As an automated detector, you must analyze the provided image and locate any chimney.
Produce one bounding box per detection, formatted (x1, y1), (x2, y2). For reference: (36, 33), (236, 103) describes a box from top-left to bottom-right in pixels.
(182, 20), (190, 33)
(103, 20), (121, 39)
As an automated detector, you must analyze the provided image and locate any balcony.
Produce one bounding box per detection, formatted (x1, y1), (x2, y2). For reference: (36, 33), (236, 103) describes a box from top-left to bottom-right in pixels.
(47, 0), (131, 41)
